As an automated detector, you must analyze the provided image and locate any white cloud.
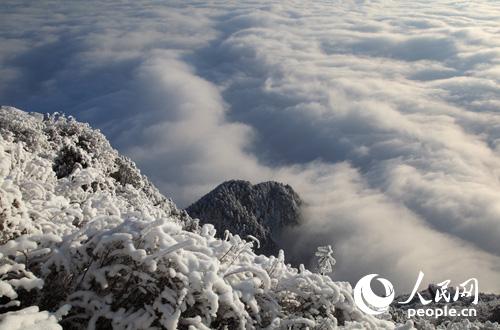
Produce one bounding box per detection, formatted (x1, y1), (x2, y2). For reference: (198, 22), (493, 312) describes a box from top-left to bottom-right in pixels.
(1, 0), (500, 292)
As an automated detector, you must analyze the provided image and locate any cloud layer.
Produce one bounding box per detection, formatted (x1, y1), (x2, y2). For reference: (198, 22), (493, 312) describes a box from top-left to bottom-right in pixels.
(1, 0), (500, 293)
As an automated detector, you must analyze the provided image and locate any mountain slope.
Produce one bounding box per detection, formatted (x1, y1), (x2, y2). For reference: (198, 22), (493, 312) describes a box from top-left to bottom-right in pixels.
(0, 106), (397, 329)
(186, 180), (302, 256)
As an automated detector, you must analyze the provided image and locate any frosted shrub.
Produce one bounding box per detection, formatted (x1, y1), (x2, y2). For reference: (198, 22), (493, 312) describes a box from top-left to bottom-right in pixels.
(0, 107), (399, 329)
(315, 245), (336, 276)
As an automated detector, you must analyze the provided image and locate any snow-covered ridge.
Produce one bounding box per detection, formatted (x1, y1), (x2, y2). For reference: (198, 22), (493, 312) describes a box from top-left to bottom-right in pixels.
(0, 106), (400, 329)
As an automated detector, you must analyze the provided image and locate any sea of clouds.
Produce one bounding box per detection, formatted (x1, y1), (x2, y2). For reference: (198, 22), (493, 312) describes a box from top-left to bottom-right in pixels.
(1, 0), (500, 293)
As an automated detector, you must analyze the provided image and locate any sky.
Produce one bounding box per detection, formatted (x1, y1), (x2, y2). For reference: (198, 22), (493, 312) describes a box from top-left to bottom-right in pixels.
(1, 0), (500, 293)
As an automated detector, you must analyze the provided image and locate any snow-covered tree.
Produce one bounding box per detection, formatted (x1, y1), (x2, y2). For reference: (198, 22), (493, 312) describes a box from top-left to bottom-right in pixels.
(315, 245), (336, 276)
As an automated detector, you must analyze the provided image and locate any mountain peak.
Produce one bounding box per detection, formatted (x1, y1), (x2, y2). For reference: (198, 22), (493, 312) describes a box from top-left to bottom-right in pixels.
(186, 179), (302, 256)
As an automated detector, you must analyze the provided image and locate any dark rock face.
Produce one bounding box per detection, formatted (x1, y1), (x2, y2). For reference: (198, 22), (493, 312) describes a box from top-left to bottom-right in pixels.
(186, 180), (303, 256)
(491, 305), (500, 323)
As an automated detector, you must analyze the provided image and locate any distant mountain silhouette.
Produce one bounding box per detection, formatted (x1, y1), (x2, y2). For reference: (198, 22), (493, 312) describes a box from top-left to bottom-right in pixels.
(186, 180), (303, 256)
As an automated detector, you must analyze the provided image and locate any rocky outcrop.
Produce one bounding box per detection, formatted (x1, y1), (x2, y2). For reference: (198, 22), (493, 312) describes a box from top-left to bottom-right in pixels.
(186, 180), (303, 256)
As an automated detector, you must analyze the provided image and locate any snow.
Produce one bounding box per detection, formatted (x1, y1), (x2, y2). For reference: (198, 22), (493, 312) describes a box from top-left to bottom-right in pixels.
(0, 307), (61, 330)
(0, 106), (495, 329)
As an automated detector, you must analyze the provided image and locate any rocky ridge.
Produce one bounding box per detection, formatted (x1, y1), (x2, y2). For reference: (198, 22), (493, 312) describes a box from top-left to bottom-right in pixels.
(186, 180), (302, 256)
